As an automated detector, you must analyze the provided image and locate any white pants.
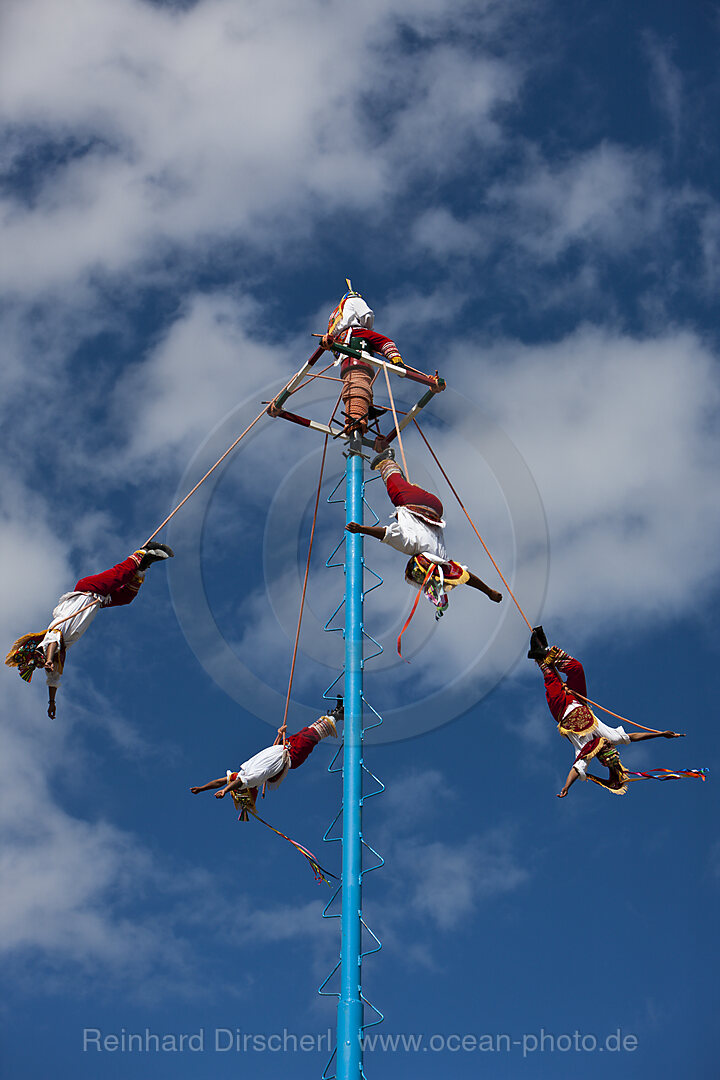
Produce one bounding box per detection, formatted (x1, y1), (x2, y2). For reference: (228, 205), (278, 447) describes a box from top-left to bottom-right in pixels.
(569, 721), (631, 779)
(229, 745), (291, 790)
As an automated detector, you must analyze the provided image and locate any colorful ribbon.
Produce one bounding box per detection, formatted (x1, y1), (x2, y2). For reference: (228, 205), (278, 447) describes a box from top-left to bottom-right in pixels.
(623, 768), (708, 783)
(236, 798), (337, 885)
(397, 562), (435, 660)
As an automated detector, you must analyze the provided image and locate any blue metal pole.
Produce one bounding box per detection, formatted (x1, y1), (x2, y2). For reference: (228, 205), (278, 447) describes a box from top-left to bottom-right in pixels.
(337, 436), (364, 1079)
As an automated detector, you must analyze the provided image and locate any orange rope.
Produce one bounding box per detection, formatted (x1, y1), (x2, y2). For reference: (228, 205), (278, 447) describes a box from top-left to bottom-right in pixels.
(143, 407), (267, 545)
(565, 686), (664, 734)
(295, 372), (344, 390)
(412, 418), (664, 734)
(273, 435), (329, 750)
(397, 563), (434, 660)
(413, 420), (532, 630)
(383, 362), (410, 482)
(47, 598), (102, 633)
(295, 360), (345, 392)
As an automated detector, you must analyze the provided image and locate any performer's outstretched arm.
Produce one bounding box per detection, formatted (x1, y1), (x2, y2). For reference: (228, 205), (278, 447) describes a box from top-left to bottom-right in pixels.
(190, 777), (226, 794)
(215, 775), (243, 799)
(557, 767), (581, 798)
(628, 730), (685, 741)
(346, 522), (386, 541)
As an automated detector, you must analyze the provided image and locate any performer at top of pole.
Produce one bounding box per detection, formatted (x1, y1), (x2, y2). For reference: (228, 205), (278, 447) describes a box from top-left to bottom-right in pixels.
(527, 627), (685, 797)
(320, 280), (402, 436)
(5, 544), (174, 718)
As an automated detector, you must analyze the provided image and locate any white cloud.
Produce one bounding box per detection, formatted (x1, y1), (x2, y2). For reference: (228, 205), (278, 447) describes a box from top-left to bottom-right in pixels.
(397, 831), (529, 929)
(0, 0), (523, 296)
(373, 772), (530, 934)
(490, 143), (664, 259)
(644, 32), (683, 151)
(0, 468), (331, 994)
(413, 142), (670, 267)
(116, 292), (283, 463)
(459, 325), (720, 625)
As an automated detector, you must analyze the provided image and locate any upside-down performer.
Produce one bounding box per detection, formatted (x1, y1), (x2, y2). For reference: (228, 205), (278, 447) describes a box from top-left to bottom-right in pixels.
(190, 703), (342, 807)
(346, 449), (501, 649)
(190, 702), (343, 883)
(5, 544), (174, 718)
(528, 627), (686, 797)
(320, 281), (402, 435)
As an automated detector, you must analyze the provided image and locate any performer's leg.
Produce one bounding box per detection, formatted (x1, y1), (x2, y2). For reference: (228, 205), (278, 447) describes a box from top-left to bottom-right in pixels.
(74, 555), (142, 596)
(376, 456), (445, 520)
(554, 655), (587, 699)
(287, 715), (338, 769)
(542, 664), (569, 719)
(350, 328), (403, 365)
(286, 727), (320, 769)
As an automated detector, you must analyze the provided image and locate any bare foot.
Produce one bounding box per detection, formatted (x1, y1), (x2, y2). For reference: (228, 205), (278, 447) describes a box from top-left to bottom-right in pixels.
(663, 731), (685, 738)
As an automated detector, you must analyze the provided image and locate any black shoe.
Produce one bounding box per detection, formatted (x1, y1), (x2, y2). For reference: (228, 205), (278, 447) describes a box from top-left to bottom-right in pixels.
(329, 696), (344, 723)
(370, 448), (395, 470)
(528, 626), (549, 661)
(137, 542), (175, 570)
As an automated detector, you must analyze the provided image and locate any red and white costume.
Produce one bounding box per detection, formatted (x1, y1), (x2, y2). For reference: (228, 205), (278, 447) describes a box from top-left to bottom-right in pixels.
(326, 294), (402, 365)
(226, 725), (327, 795)
(375, 458), (469, 615)
(325, 290), (402, 432)
(542, 650), (630, 779)
(380, 470), (448, 560)
(40, 555), (145, 686)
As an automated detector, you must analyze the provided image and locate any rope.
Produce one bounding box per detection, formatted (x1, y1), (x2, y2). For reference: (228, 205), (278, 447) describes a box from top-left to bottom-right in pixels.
(261, 395), (341, 794)
(382, 362), (410, 482)
(563, 686), (665, 734)
(397, 562), (434, 660)
(295, 360), (345, 393)
(295, 372), (344, 389)
(410, 424), (671, 736)
(143, 407), (268, 545)
(45, 553), (143, 633)
(47, 598), (102, 633)
(273, 435), (329, 750)
(413, 420), (532, 630)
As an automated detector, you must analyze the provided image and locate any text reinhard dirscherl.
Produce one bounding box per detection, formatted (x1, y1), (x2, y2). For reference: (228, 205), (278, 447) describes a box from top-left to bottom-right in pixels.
(82, 1028), (639, 1057)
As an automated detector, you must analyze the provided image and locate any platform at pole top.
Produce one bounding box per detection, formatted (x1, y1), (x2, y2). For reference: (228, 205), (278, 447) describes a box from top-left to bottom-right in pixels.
(266, 341), (446, 452)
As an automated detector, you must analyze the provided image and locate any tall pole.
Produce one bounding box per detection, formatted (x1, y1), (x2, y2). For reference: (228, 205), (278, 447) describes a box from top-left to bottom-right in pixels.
(337, 433), (364, 1079)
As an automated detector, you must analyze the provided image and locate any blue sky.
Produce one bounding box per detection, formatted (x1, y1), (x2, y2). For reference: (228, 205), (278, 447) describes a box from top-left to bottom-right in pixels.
(1, 0), (719, 1077)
